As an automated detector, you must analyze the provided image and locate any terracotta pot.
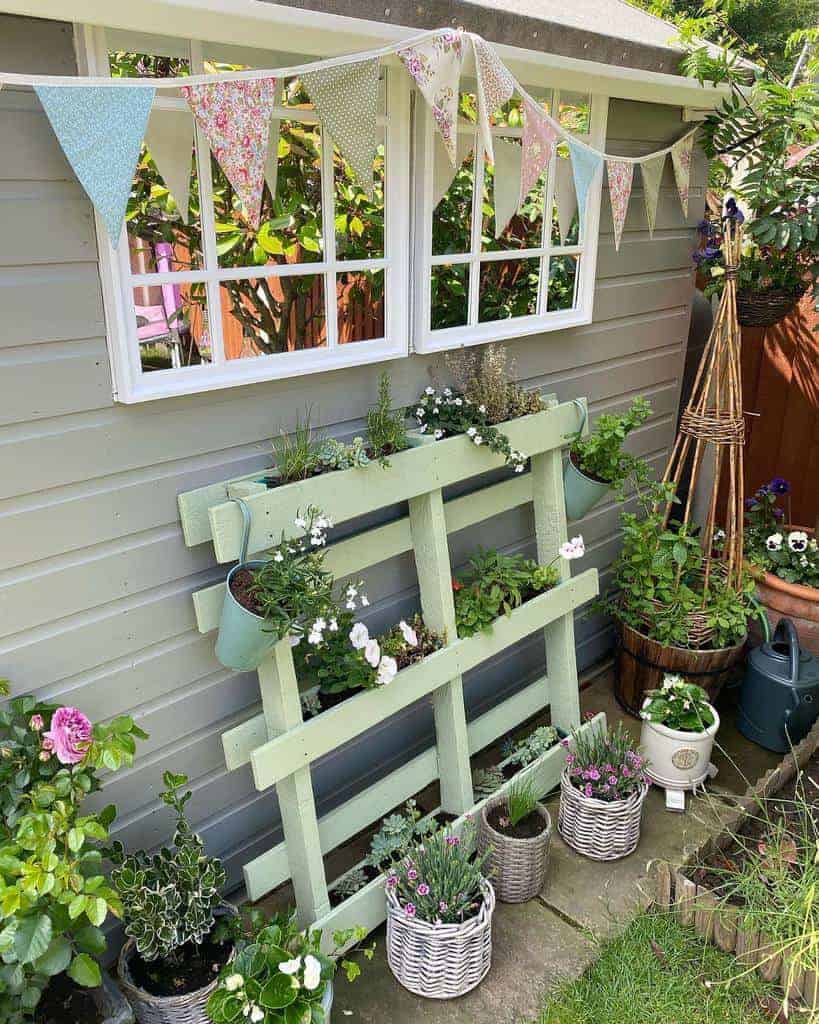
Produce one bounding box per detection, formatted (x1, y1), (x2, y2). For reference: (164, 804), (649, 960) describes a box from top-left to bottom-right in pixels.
(640, 700), (720, 791)
(748, 528), (819, 659)
(614, 621), (745, 718)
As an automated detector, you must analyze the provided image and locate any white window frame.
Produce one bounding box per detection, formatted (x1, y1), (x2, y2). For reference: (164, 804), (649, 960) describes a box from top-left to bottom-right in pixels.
(412, 90), (609, 354)
(78, 25), (411, 404)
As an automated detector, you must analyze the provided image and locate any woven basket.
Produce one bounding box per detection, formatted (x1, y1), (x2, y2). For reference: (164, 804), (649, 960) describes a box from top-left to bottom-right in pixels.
(478, 798), (551, 903)
(117, 905), (238, 1024)
(736, 286), (805, 328)
(386, 882), (495, 999)
(558, 770), (648, 861)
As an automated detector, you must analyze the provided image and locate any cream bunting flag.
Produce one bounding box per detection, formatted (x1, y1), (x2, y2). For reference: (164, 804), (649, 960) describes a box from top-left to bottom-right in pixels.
(606, 158), (634, 252)
(640, 151), (666, 237)
(555, 153), (578, 243)
(303, 58), (381, 197)
(264, 79), (285, 201)
(671, 132), (695, 216)
(182, 77), (278, 228)
(493, 139), (523, 238)
(400, 29), (465, 164)
(472, 35), (515, 164)
(144, 107), (195, 224)
(433, 130), (475, 208)
(519, 98), (557, 206)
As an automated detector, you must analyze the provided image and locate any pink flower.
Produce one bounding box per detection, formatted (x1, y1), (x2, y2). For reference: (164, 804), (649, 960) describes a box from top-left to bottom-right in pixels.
(417, 883), (430, 896)
(404, 902), (417, 917)
(446, 836), (460, 847)
(565, 753), (575, 764)
(584, 784), (593, 798)
(439, 901), (448, 912)
(29, 714), (44, 732)
(608, 775), (618, 786)
(42, 707), (92, 765)
(407, 868), (418, 881)
(386, 875), (398, 889)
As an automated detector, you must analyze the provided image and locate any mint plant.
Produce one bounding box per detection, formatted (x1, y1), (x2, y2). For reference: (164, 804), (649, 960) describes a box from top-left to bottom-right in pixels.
(567, 396), (651, 491)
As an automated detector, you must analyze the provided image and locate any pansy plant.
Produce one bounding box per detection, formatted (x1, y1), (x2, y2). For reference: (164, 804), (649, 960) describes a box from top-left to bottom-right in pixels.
(745, 478), (819, 589)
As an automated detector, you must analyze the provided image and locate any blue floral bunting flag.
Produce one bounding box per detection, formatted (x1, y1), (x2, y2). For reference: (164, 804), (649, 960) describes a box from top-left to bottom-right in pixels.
(568, 139), (603, 235)
(35, 85), (155, 246)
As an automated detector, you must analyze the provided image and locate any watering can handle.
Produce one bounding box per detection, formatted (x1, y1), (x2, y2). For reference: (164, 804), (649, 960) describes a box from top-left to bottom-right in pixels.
(232, 497), (253, 565)
(773, 617), (800, 687)
(571, 398), (588, 436)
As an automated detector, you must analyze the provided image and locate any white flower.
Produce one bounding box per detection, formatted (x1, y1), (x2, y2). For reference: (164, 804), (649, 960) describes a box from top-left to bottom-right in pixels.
(377, 656), (398, 686)
(425, 386), (435, 395)
(663, 673), (684, 690)
(289, 635), (302, 647)
(250, 1006), (265, 1023)
(473, 435), (483, 446)
(443, 387), (452, 396)
(766, 532), (784, 552)
(349, 622), (370, 649)
(364, 638), (381, 668)
(361, 595), (370, 607)
(467, 427), (477, 437)
(224, 974), (244, 992)
(329, 618), (339, 631)
(714, 528), (726, 541)
(416, 407), (425, 418)
(683, 700), (691, 710)
(346, 600), (356, 610)
(514, 464), (524, 473)
(346, 585), (358, 598)
(559, 535), (586, 560)
(399, 620), (418, 647)
(433, 407), (440, 414)
(788, 530), (809, 553)
(294, 516), (307, 529)
(279, 957), (302, 976)
(313, 617), (326, 631)
(478, 404), (486, 414)
(419, 424), (428, 434)
(434, 429), (444, 440)
(454, 398), (463, 406)
(303, 954), (322, 992)
(273, 551), (284, 562)
(308, 631), (323, 646)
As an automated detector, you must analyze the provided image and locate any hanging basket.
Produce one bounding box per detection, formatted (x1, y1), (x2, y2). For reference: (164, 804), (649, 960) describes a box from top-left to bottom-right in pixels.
(558, 769), (648, 861)
(478, 798), (552, 903)
(386, 882), (495, 999)
(736, 285), (806, 328)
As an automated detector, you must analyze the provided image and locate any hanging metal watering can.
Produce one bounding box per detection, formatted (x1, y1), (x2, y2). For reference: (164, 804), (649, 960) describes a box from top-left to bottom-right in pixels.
(737, 617), (819, 753)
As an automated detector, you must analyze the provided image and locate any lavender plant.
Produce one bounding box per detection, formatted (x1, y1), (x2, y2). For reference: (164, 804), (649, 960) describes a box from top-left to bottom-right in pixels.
(561, 722), (648, 802)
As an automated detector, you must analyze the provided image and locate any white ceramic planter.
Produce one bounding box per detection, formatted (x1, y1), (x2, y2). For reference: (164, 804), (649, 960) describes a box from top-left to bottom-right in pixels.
(639, 700), (720, 791)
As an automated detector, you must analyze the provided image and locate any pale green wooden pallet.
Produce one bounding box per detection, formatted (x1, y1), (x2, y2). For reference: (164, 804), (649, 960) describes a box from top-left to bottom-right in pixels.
(177, 398), (596, 940)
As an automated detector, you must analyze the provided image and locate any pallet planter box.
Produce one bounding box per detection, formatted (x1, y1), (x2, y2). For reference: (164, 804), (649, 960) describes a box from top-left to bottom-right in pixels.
(178, 398), (598, 950)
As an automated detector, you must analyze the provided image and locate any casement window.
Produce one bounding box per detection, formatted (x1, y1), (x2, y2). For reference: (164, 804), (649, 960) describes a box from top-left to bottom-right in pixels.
(80, 28), (411, 403)
(413, 89), (608, 353)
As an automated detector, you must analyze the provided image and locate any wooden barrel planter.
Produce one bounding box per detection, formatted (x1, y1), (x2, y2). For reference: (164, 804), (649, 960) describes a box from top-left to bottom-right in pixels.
(748, 531), (819, 659)
(613, 621), (745, 718)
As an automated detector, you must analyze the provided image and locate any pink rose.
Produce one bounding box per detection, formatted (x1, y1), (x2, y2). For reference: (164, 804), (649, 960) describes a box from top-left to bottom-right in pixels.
(43, 707), (92, 765)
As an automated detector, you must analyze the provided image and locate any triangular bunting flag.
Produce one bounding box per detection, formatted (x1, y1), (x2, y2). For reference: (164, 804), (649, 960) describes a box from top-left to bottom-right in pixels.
(35, 85), (155, 246)
(671, 132), (695, 216)
(493, 139), (523, 238)
(144, 106), (194, 224)
(182, 77), (278, 228)
(555, 153), (577, 243)
(400, 30), (465, 164)
(303, 58), (380, 197)
(264, 79), (284, 201)
(606, 158), (634, 252)
(472, 36), (515, 164)
(519, 99), (557, 206)
(433, 130), (474, 208)
(640, 151), (666, 237)
(568, 139), (603, 235)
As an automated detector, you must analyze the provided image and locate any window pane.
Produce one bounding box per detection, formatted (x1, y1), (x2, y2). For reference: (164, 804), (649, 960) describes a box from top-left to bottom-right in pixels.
(491, 89), (551, 128)
(482, 149), (544, 251)
(547, 255), (580, 311)
(134, 282), (211, 372)
(431, 263), (469, 330)
(220, 275), (326, 358)
(478, 258), (539, 323)
(558, 92), (591, 135)
(335, 135), (385, 260)
(432, 134), (475, 256)
(337, 270), (385, 343)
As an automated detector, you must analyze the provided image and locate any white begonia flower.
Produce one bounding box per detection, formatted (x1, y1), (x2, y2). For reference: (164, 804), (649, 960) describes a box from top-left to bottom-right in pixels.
(250, 1007), (265, 1023)
(663, 673), (684, 690)
(303, 954), (322, 992)
(473, 435), (483, 446)
(295, 516), (307, 529)
(279, 957), (302, 976)
(377, 656), (399, 686)
(559, 535), (586, 560)
(766, 533), (784, 551)
(425, 386), (435, 395)
(364, 638), (381, 668)
(349, 622), (370, 649)
(273, 551), (284, 562)
(788, 530), (809, 552)
(224, 974), (245, 992)
(399, 620), (418, 647)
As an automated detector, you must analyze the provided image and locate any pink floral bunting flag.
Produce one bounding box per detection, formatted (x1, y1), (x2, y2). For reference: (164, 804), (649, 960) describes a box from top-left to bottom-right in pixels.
(606, 158), (634, 252)
(472, 36), (515, 164)
(671, 132), (695, 216)
(785, 139), (819, 169)
(400, 30), (465, 164)
(519, 98), (557, 206)
(182, 77), (278, 228)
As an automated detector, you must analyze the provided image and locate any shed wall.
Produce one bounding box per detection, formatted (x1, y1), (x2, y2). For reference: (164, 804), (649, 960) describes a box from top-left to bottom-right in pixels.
(0, 13), (705, 887)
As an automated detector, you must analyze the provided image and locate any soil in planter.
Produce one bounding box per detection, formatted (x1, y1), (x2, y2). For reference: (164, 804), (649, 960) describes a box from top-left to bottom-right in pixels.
(35, 975), (103, 1024)
(228, 567), (264, 615)
(128, 934), (233, 998)
(487, 804), (548, 840)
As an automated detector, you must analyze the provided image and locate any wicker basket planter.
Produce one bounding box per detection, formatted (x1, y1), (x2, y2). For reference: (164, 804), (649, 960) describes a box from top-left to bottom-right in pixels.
(478, 797), (552, 903)
(736, 285), (806, 328)
(117, 905), (238, 1024)
(386, 882), (495, 999)
(558, 769), (649, 861)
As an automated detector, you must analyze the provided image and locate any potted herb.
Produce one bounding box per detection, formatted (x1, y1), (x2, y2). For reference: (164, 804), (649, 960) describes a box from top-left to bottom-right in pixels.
(745, 478), (819, 657)
(452, 540), (584, 637)
(216, 506), (336, 672)
(563, 396), (651, 521)
(385, 825), (494, 999)
(112, 773), (237, 1024)
(558, 723), (649, 861)
(478, 779), (552, 903)
(268, 413), (370, 488)
(206, 908), (372, 1024)
(0, 682), (145, 1024)
(366, 372), (410, 466)
(639, 673), (720, 791)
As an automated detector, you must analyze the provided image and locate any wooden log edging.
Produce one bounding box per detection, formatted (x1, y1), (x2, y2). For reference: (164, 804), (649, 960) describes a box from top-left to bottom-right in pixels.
(649, 716), (819, 1011)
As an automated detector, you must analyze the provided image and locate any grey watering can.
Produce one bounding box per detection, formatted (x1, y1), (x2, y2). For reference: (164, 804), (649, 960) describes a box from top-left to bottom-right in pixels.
(737, 618), (819, 753)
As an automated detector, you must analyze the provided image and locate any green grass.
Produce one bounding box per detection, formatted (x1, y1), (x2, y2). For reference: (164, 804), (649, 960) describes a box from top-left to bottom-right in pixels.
(538, 910), (775, 1024)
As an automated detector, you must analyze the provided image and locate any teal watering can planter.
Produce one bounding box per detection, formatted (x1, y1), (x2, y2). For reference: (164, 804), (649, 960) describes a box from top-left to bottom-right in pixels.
(562, 399), (611, 521)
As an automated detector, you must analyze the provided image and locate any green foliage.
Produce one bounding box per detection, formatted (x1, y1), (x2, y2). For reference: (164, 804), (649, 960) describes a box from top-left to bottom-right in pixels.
(446, 345), (545, 426)
(271, 413), (325, 483)
(109, 772), (226, 962)
(744, 480), (819, 587)
(642, 674), (717, 732)
(472, 765), (506, 800)
(453, 548), (560, 637)
(568, 397), (652, 490)
(0, 695), (145, 1021)
(501, 725), (560, 769)
(331, 867), (369, 901)
(206, 908), (372, 1024)
(366, 373), (410, 466)
(696, 219), (809, 300)
(504, 780), (538, 828)
(316, 437), (370, 472)
(366, 800), (437, 872)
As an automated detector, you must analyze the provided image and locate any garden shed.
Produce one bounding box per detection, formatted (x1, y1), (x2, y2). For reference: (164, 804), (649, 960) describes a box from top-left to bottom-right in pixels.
(0, 0), (726, 908)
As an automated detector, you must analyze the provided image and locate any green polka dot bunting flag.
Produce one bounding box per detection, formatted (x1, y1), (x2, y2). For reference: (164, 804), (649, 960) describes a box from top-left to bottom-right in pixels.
(302, 58), (381, 199)
(640, 151), (666, 237)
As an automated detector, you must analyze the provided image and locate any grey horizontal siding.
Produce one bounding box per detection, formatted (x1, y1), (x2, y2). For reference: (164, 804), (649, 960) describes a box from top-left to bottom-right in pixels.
(0, 13), (703, 890)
